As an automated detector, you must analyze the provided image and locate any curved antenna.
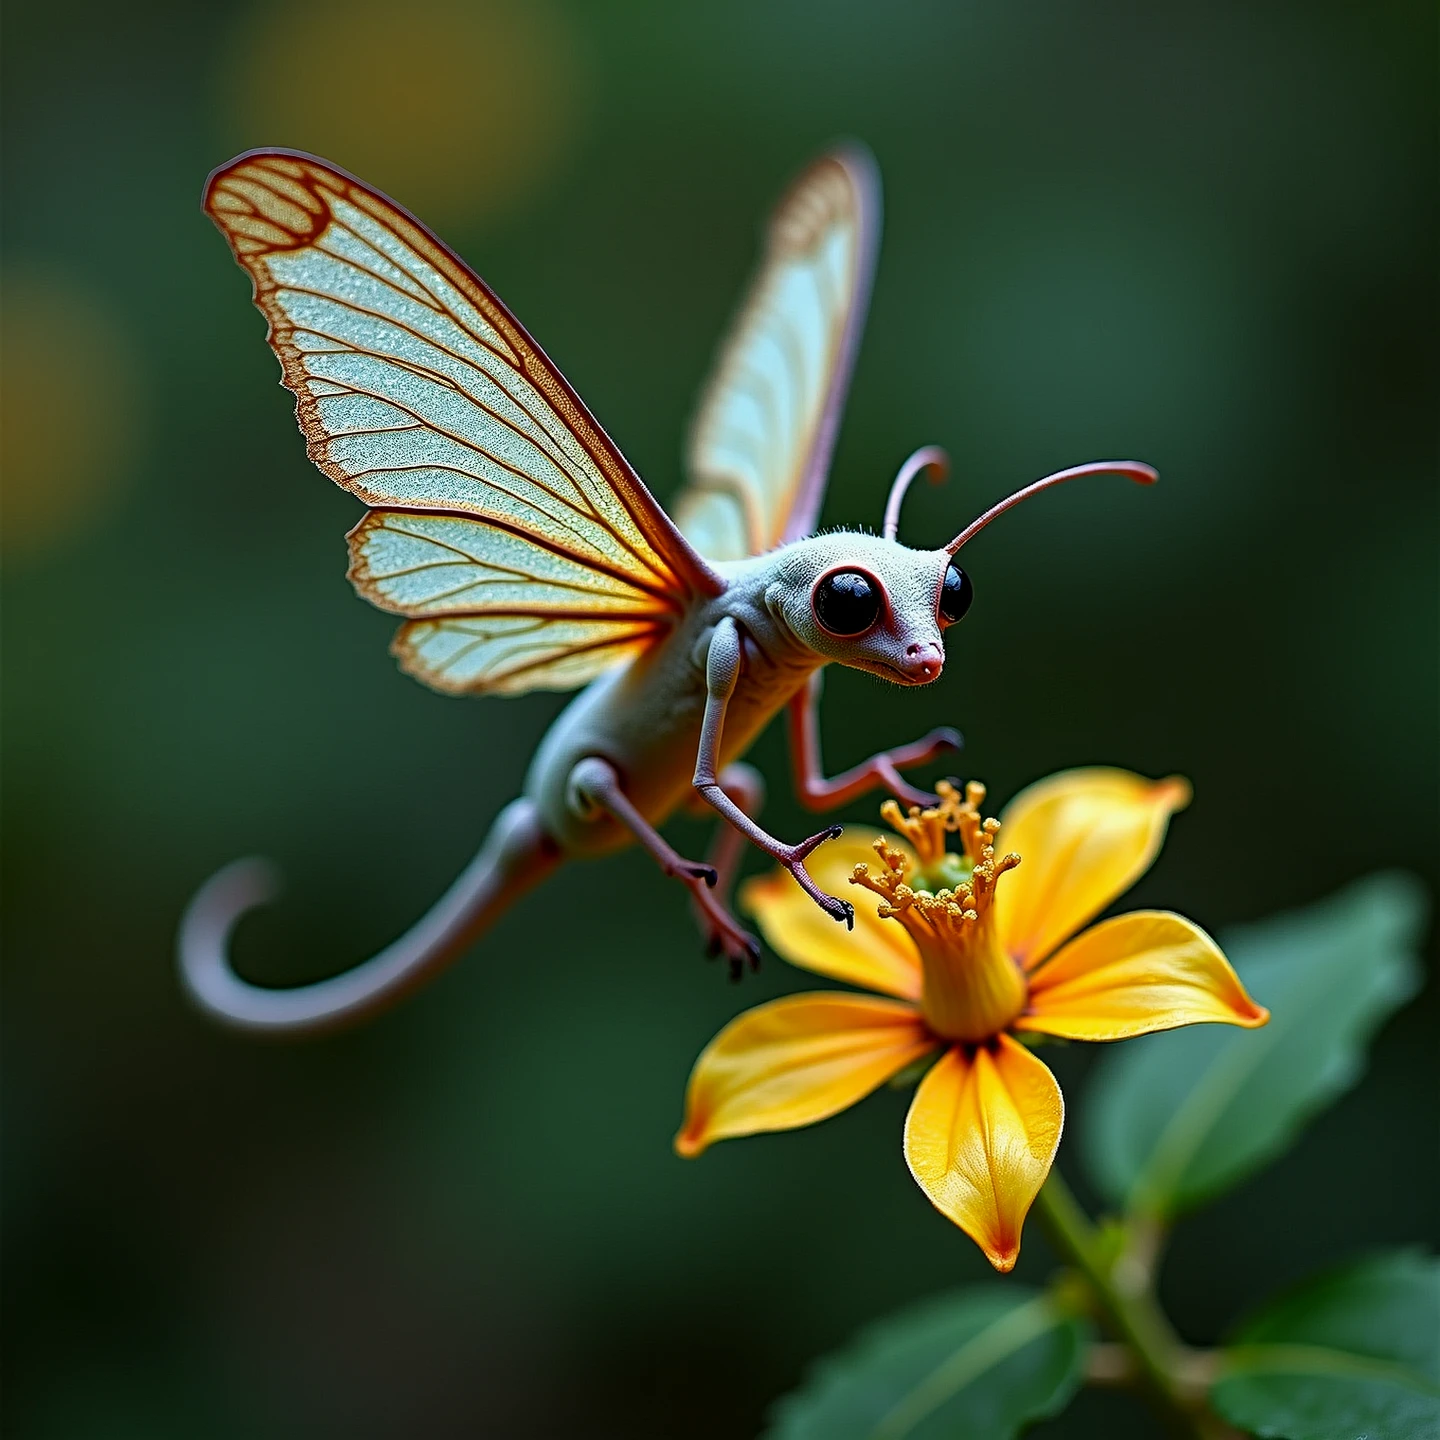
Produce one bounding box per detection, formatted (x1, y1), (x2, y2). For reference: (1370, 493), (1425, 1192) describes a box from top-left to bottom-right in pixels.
(177, 799), (559, 1036)
(946, 460), (1158, 554)
(882, 445), (950, 542)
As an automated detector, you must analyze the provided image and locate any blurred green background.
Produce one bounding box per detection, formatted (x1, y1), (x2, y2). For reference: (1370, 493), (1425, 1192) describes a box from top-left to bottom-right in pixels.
(3, 1), (1435, 1435)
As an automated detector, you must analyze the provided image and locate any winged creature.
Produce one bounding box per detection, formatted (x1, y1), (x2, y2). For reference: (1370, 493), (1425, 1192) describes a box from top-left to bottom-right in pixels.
(180, 144), (1156, 1035)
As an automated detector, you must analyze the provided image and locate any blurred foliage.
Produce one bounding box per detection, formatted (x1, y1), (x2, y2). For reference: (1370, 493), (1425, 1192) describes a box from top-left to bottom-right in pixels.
(1084, 871), (1427, 1219)
(766, 1288), (1087, 1439)
(1212, 1251), (1440, 1440)
(216, 0), (585, 231)
(1, 263), (143, 556)
(2, 0), (1435, 1436)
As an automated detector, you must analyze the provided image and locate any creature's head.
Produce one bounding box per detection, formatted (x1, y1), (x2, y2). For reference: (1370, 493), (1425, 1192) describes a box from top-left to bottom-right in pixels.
(766, 449), (1157, 686)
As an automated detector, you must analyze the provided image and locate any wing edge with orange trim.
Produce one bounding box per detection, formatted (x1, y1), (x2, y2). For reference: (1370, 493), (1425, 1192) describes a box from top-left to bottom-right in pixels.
(202, 147), (726, 696)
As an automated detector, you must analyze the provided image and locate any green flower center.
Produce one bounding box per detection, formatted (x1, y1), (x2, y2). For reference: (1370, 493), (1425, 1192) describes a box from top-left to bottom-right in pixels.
(912, 850), (974, 895)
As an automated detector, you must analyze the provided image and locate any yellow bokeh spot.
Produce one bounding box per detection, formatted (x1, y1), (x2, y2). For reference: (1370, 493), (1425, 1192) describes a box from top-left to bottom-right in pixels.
(1, 265), (143, 559)
(216, 0), (585, 232)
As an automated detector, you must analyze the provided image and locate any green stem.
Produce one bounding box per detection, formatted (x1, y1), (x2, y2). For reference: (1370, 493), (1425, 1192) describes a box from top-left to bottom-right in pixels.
(1035, 1168), (1229, 1438)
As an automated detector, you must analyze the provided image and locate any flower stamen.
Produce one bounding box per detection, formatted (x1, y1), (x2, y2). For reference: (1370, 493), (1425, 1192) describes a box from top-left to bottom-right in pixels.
(853, 782), (1027, 1043)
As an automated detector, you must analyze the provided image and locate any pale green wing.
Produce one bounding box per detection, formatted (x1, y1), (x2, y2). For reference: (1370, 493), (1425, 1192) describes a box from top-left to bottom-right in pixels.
(673, 147), (880, 560)
(204, 149), (721, 695)
(391, 615), (660, 697)
(347, 509), (665, 693)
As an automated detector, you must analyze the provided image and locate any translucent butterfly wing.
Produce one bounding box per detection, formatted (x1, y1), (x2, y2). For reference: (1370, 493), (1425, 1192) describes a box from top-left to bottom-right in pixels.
(673, 147), (881, 561)
(346, 509), (666, 694)
(204, 149), (721, 695)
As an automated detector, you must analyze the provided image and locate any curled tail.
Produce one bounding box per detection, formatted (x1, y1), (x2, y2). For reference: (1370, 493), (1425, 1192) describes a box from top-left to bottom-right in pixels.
(178, 798), (561, 1037)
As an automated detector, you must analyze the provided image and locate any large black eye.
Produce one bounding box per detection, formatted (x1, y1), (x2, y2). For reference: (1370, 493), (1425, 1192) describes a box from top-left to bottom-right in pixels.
(813, 570), (882, 635)
(938, 562), (973, 624)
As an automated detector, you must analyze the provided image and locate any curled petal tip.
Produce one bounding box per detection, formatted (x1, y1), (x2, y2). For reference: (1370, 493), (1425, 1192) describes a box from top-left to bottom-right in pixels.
(1154, 775), (1192, 810)
(674, 1126), (707, 1159)
(985, 1243), (1021, 1274)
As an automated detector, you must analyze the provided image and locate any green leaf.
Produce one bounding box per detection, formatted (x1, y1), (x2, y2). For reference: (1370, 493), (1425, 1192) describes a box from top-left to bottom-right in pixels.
(1082, 871), (1426, 1218)
(1211, 1250), (1440, 1440)
(763, 1287), (1088, 1440)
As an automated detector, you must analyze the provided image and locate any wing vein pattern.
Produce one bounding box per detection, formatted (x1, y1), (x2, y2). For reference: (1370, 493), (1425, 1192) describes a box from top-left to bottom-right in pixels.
(205, 149), (721, 696)
(672, 146), (880, 562)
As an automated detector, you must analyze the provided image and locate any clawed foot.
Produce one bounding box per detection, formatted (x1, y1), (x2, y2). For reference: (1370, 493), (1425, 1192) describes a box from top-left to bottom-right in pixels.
(779, 825), (855, 930)
(666, 858), (718, 887)
(882, 771), (946, 809)
(878, 727), (964, 808)
(689, 883), (762, 980)
(806, 891), (855, 928)
(712, 929), (763, 982)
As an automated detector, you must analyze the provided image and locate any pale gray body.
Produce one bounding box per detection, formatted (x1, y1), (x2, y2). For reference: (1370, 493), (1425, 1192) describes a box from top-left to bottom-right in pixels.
(525, 607), (808, 857)
(530, 535), (949, 854)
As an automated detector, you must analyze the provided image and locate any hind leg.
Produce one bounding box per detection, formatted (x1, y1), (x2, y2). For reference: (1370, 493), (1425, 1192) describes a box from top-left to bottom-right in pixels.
(569, 756), (760, 975)
(568, 756), (715, 884)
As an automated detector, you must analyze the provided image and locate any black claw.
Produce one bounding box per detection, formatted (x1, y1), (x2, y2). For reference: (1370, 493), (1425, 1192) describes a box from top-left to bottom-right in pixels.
(843, 901), (855, 930)
(825, 824), (843, 841)
(728, 955), (742, 982)
(700, 866), (718, 888)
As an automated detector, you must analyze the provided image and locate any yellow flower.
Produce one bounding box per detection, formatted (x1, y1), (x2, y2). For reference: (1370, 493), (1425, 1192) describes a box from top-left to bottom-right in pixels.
(675, 769), (1268, 1273)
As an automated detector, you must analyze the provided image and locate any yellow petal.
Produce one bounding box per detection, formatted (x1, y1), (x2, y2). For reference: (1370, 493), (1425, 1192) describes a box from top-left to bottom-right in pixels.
(996, 768), (1192, 970)
(1015, 911), (1269, 1041)
(903, 1035), (1063, 1272)
(676, 993), (935, 1157)
(739, 828), (923, 1000)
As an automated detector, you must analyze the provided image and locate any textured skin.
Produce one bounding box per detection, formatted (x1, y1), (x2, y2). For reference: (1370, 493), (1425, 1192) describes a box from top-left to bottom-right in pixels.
(530, 533), (953, 854)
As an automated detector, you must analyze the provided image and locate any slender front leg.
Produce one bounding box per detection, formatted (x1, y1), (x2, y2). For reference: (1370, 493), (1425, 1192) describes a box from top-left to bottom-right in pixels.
(702, 762), (765, 906)
(694, 620), (854, 928)
(689, 762), (766, 978)
(787, 671), (962, 813)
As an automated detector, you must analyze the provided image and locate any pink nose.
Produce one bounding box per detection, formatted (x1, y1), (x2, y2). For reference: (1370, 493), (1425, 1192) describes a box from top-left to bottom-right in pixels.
(901, 641), (944, 682)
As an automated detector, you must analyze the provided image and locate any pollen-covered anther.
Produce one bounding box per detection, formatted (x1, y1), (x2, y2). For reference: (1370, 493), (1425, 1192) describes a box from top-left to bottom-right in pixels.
(879, 788), (957, 869)
(949, 783), (1000, 866)
(882, 883), (917, 917)
(850, 862), (885, 898)
(851, 836), (912, 893)
(878, 837), (910, 875)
